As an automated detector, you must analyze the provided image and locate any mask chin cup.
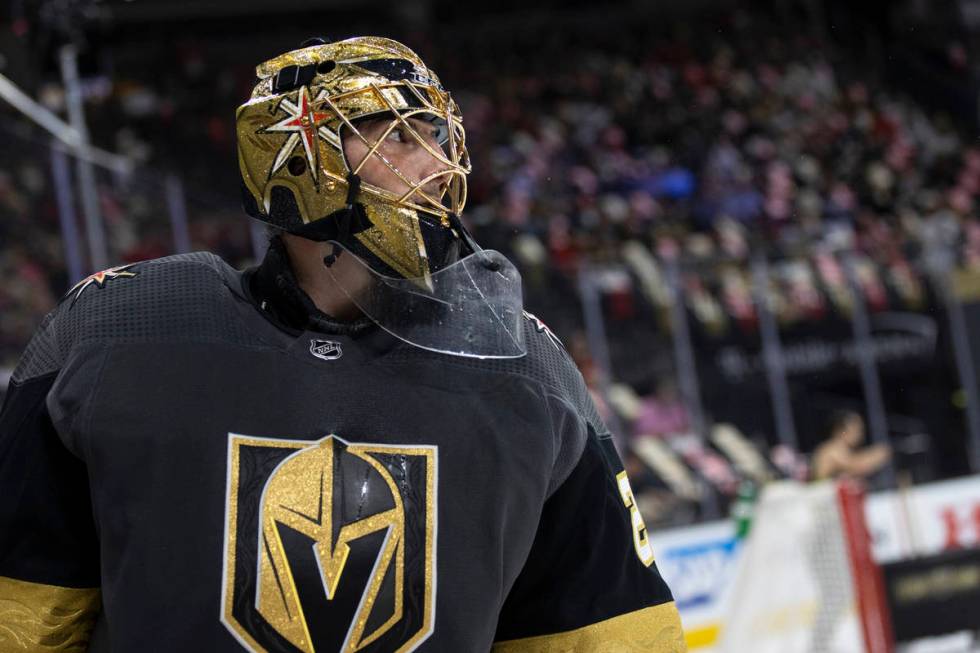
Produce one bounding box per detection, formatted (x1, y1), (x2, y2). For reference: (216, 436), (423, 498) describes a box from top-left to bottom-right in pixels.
(322, 242), (527, 359)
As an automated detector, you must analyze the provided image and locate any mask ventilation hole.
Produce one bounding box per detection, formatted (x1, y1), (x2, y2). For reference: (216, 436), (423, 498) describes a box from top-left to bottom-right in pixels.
(287, 156), (307, 176)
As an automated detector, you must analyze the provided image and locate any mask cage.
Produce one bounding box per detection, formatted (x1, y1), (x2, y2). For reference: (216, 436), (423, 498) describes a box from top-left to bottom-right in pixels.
(316, 80), (470, 221)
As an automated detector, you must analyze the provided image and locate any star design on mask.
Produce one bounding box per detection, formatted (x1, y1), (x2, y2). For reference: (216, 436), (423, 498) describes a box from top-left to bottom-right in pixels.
(263, 86), (332, 184)
(65, 263), (139, 307)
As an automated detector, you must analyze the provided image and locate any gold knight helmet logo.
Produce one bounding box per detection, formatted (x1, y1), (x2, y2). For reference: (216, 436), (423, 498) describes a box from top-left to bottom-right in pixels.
(222, 434), (437, 653)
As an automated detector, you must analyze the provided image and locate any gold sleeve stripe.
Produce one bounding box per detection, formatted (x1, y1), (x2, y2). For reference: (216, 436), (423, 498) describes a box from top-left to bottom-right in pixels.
(492, 601), (688, 653)
(0, 576), (100, 652)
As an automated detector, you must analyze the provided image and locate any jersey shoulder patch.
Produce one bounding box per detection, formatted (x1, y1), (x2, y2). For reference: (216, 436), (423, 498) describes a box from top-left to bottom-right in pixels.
(63, 263), (140, 307)
(517, 310), (579, 394)
(60, 251), (229, 310)
(50, 252), (253, 355)
(522, 310), (564, 351)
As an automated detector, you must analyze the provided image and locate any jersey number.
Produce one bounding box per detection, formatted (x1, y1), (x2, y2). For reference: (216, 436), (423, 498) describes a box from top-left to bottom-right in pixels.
(616, 471), (655, 567)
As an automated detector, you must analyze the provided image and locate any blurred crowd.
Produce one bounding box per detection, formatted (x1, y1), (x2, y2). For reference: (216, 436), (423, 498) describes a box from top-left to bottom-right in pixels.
(0, 124), (63, 362)
(0, 122), (254, 363)
(4, 10), (980, 524)
(454, 17), (980, 328)
(451, 14), (980, 522)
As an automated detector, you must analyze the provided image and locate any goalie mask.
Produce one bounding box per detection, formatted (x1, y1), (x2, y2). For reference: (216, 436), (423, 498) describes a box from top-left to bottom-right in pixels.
(237, 37), (525, 358)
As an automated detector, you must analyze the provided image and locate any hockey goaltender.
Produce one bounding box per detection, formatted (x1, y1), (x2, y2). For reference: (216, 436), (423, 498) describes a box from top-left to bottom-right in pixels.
(0, 36), (686, 652)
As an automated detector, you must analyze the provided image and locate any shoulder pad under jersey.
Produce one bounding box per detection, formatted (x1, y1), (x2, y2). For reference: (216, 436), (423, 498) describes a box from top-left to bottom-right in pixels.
(12, 252), (256, 383)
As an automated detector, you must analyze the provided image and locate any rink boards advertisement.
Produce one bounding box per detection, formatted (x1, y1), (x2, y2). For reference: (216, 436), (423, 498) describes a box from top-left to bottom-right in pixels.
(651, 474), (980, 650)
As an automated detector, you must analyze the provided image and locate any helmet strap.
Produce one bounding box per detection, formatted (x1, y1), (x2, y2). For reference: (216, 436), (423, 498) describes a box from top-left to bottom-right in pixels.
(447, 211), (482, 256)
(323, 172), (362, 268)
(344, 172), (362, 208)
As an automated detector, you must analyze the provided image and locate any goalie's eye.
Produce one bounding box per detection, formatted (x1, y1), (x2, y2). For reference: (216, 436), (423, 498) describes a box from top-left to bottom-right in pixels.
(415, 115), (450, 146)
(386, 127), (409, 143)
(431, 123), (449, 146)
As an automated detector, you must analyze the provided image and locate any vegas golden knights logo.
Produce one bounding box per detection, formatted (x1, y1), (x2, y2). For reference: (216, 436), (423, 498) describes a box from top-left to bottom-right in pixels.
(221, 434), (437, 653)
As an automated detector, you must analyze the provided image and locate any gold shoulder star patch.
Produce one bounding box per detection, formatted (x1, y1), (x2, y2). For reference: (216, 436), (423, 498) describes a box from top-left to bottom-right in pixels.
(65, 263), (139, 307)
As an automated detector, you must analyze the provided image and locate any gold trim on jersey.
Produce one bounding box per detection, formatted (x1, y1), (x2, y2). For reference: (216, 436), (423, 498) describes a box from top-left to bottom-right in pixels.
(491, 602), (687, 653)
(0, 576), (100, 651)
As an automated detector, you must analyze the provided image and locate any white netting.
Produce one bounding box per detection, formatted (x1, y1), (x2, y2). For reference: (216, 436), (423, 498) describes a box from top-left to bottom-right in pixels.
(716, 481), (868, 653)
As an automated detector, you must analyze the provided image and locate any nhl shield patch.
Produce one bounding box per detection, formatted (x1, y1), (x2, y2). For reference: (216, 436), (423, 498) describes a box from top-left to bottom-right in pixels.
(309, 339), (343, 361)
(221, 434), (437, 653)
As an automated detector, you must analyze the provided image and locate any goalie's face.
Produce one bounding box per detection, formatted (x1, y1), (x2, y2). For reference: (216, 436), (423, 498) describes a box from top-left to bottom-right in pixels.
(343, 116), (452, 204)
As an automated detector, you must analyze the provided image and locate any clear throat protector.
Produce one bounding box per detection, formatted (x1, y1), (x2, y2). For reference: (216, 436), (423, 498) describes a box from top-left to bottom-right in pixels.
(322, 242), (526, 359)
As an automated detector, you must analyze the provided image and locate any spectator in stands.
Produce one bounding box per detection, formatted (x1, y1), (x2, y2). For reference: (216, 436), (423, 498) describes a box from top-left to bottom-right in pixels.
(810, 409), (891, 480)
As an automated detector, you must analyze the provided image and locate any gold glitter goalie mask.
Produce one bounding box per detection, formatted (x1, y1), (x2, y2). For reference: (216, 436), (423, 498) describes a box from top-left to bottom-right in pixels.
(237, 37), (525, 358)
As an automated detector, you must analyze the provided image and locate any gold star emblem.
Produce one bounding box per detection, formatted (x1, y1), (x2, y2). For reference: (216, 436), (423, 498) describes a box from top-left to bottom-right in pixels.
(65, 263), (138, 307)
(262, 86), (332, 184)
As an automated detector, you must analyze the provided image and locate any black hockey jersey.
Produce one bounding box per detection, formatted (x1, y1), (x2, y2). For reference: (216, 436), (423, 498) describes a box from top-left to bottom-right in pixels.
(0, 245), (685, 652)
